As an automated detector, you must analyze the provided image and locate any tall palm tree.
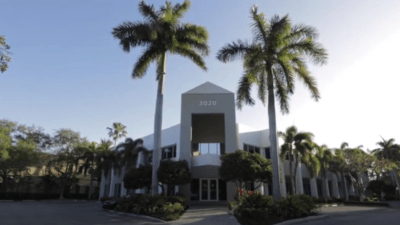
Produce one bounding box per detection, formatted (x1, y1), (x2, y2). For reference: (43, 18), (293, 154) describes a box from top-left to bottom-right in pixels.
(96, 139), (117, 197)
(112, 0), (209, 196)
(371, 137), (400, 197)
(116, 138), (148, 171)
(278, 125), (314, 194)
(107, 123), (127, 147)
(216, 5), (327, 201)
(332, 142), (349, 201)
(80, 141), (99, 199)
(312, 143), (333, 203)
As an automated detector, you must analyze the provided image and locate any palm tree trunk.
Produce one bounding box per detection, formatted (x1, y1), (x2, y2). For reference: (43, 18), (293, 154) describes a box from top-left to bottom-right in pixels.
(267, 68), (285, 202)
(340, 171), (349, 201)
(151, 52), (167, 196)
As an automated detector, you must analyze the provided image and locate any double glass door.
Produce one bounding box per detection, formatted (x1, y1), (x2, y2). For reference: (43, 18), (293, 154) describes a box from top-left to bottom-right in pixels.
(200, 179), (218, 201)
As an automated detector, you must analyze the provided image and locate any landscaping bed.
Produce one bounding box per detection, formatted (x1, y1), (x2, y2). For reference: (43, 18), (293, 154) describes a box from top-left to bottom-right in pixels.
(101, 194), (188, 221)
(230, 190), (322, 225)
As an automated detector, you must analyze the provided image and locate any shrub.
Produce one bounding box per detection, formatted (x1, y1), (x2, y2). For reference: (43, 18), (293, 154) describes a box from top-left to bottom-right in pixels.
(277, 195), (319, 218)
(348, 195), (358, 201)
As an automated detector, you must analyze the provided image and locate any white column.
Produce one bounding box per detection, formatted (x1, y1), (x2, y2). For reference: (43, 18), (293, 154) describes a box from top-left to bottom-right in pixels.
(99, 169), (106, 199)
(121, 167), (127, 197)
(255, 181), (264, 195)
(325, 178), (331, 198)
(264, 183), (269, 196)
(331, 174), (340, 198)
(310, 177), (318, 198)
(109, 167), (115, 197)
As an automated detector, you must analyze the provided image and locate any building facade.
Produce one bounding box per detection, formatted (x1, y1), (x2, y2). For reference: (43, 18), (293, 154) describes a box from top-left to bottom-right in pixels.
(99, 82), (366, 203)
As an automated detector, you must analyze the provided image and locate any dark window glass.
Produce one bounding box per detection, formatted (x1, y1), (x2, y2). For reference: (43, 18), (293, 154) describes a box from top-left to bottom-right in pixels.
(220, 143), (225, 155)
(243, 144), (248, 151)
(255, 147), (260, 154)
(78, 166), (83, 173)
(265, 148), (270, 159)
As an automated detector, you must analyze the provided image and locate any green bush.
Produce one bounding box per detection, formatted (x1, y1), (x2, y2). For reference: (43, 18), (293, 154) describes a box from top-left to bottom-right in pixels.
(348, 195), (358, 201)
(112, 194), (187, 221)
(240, 194), (275, 209)
(277, 195), (319, 219)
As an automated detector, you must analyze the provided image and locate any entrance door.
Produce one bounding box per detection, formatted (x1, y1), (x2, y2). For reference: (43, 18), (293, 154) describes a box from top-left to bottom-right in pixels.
(200, 179), (218, 201)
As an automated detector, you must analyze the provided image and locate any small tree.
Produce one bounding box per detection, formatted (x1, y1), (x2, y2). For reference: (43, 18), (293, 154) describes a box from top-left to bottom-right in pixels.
(219, 150), (272, 200)
(123, 164), (152, 193)
(0, 35), (11, 73)
(158, 160), (191, 196)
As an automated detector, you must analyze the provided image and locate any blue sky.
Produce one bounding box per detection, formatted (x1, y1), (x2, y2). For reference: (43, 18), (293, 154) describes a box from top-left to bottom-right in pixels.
(1, 0), (400, 152)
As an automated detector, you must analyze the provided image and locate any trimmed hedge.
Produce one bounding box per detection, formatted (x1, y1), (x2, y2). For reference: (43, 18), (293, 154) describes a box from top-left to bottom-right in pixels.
(111, 194), (187, 221)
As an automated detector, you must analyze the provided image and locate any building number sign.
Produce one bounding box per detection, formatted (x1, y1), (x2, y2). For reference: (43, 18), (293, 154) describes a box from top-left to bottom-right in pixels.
(199, 101), (217, 106)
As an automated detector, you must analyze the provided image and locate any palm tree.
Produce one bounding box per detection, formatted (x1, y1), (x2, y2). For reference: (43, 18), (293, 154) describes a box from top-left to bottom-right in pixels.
(371, 137), (400, 197)
(96, 139), (117, 197)
(312, 143), (333, 203)
(116, 138), (149, 194)
(117, 138), (148, 171)
(332, 142), (349, 201)
(112, 0), (209, 196)
(216, 5), (327, 201)
(107, 123), (127, 147)
(278, 125), (314, 195)
(80, 141), (100, 199)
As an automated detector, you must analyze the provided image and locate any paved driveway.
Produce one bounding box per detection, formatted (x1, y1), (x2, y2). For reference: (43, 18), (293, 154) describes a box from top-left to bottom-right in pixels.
(0, 201), (238, 225)
(305, 205), (400, 225)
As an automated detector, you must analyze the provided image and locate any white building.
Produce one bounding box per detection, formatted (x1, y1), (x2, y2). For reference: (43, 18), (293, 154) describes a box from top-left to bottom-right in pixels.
(99, 82), (365, 204)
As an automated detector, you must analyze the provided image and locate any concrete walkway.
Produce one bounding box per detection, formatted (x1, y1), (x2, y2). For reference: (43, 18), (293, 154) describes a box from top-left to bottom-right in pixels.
(169, 205), (240, 225)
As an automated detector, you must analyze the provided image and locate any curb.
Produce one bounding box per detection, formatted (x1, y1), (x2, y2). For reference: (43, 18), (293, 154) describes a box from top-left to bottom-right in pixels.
(105, 209), (168, 223)
(275, 215), (329, 225)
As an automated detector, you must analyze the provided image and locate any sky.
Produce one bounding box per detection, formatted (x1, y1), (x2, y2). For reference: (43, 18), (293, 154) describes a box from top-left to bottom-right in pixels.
(1, 0), (400, 152)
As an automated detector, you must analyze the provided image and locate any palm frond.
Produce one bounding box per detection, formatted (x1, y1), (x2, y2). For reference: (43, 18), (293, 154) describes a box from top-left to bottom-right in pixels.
(273, 68), (290, 114)
(138, 1), (159, 22)
(172, 45), (207, 71)
(216, 40), (255, 63)
(250, 4), (269, 45)
(111, 21), (153, 52)
(132, 45), (162, 79)
(292, 57), (320, 101)
(172, 0), (191, 20)
(236, 74), (255, 110)
(287, 38), (328, 65)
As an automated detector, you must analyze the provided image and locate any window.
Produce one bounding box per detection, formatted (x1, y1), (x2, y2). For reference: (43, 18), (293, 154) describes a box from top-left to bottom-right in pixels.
(192, 143), (222, 156)
(114, 183), (121, 197)
(162, 145), (177, 159)
(265, 148), (271, 159)
(243, 144), (261, 154)
(147, 152), (153, 163)
(78, 166), (83, 174)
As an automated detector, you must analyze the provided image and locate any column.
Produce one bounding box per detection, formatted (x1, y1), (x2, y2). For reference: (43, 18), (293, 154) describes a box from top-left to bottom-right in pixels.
(264, 183), (269, 196)
(310, 177), (318, 198)
(331, 174), (340, 198)
(325, 178), (331, 198)
(109, 167), (115, 197)
(99, 169), (106, 199)
(255, 181), (264, 195)
(121, 167), (127, 197)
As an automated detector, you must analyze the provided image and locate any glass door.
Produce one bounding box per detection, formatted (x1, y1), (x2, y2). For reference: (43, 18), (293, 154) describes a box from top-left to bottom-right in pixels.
(201, 179), (208, 200)
(200, 179), (219, 201)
